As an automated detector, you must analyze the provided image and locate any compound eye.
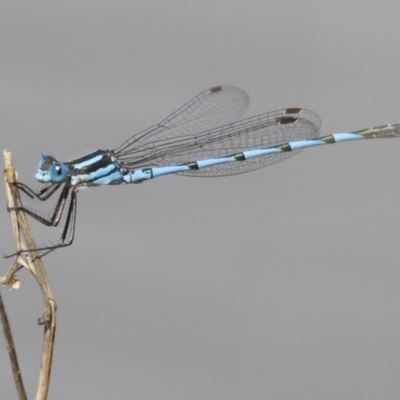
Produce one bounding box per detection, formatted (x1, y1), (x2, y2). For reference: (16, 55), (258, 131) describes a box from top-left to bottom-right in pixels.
(49, 163), (68, 183)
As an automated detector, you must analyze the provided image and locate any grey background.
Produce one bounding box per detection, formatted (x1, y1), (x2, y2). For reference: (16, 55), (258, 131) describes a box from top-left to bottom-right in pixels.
(1, 1), (400, 399)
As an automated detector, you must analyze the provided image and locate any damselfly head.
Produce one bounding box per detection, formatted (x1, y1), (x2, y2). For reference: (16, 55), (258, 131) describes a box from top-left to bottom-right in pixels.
(35, 155), (68, 183)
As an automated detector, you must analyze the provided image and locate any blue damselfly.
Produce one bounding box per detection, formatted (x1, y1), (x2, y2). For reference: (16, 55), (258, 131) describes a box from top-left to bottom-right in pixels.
(10, 85), (400, 255)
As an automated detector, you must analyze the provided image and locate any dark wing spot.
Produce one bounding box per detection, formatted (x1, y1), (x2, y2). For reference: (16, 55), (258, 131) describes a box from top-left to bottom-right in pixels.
(210, 86), (223, 93)
(285, 108), (303, 114)
(276, 116), (298, 125)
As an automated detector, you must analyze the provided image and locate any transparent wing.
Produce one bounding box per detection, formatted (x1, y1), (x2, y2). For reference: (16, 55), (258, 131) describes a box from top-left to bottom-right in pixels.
(172, 108), (321, 176)
(117, 106), (322, 177)
(114, 85), (250, 164)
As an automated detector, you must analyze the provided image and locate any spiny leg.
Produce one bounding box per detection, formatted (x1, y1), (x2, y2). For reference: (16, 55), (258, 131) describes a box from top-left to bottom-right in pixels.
(14, 181), (61, 201)
(4, 185), (76, 258)
(36, 188), (78, 257)
(8, 184), (70, 228)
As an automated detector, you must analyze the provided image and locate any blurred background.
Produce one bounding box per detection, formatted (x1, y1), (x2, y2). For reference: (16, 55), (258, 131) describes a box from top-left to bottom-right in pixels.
(1, 1), (400, 399)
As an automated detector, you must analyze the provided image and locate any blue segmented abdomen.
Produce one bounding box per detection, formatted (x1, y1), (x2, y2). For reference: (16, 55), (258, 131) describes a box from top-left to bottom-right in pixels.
(123, 125), (400, 183)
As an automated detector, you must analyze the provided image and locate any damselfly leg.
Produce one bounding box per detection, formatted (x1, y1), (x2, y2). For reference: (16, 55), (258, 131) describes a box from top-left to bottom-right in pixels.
(5, 182), (77, 257)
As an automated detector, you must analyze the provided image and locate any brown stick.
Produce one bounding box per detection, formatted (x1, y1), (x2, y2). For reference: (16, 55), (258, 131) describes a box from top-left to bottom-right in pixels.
(1, 150), (57, 400)
(0, 287), (27, 400)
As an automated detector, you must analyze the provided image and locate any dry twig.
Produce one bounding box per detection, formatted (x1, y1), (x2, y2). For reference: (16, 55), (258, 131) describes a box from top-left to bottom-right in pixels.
(1, 149), (57, 400)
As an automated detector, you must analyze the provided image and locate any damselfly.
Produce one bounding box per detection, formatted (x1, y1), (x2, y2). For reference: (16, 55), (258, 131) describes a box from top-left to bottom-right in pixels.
(10, 85), (400, 255)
